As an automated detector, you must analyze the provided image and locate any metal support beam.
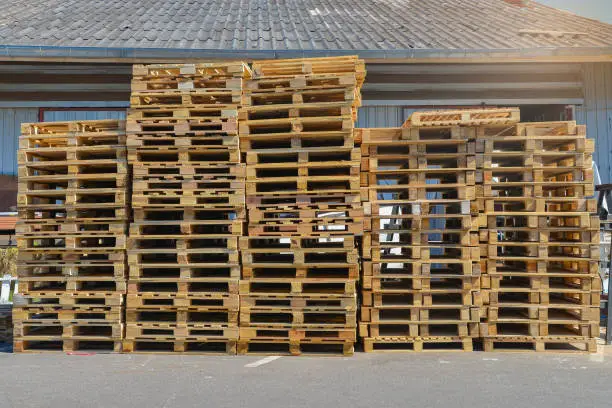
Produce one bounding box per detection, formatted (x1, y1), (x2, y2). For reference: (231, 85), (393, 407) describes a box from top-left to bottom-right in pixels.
(361, 98), (585, 106)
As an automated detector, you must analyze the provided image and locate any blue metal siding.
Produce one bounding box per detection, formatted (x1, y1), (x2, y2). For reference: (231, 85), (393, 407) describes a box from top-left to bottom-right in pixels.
(0, 108), (38, 175)
(576, 62), (612, 184)
(42, 110), (126, 121)
(356, 106), (404, 128)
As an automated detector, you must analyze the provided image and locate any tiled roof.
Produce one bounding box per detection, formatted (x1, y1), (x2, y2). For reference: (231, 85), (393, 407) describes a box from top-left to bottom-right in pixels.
(0, 0), (611, 51)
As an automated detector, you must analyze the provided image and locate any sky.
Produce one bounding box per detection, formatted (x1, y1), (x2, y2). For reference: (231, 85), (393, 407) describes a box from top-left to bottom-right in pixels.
(535, 0), (612, 23)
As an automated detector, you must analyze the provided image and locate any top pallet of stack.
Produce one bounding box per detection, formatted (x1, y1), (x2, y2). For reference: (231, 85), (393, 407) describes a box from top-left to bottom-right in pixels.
(130, 62), (251, 107)
(133, 62), (251, 80)
(19, 120), (126, 149)
(402, 108), (520, 128)
(251, 56), (366, 85)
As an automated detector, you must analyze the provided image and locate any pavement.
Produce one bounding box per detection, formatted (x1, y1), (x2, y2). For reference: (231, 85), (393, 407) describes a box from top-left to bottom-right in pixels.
(1, 346), (611, 408)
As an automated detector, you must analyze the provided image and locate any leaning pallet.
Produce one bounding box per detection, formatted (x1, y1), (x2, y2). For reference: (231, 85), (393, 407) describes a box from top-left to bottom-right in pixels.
(123, 62), (250, 354)
(238, 56), (365, 356)
(357, 126), (481, 352)
(476, 120), (599, 352)
(14, 120), (128, 353)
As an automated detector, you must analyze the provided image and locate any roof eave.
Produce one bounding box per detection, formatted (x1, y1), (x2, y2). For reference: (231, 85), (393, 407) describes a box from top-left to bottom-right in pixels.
(0, 44), (610, 63)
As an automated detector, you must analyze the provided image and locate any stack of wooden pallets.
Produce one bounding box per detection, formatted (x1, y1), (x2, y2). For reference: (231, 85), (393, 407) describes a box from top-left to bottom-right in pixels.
(358, 122), (481, 352)
(14, 120), (127, 352)
(123, 62), (250, 354)
(477, 120), (600, 352)
(356, 108), (599, 353)
(238, 56), (365, 356)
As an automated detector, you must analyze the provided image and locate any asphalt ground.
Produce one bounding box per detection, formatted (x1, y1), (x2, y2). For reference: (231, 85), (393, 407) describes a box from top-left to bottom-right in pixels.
(0, 345), (610, 408)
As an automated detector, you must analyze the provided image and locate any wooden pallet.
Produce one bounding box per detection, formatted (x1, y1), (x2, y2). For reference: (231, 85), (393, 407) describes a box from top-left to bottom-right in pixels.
(252, 56), (365, 83)
(129, 219), (243, 237)
(12, 292), (124, 307)
(402, 108), (520, 127)
(129, 146), (240, 164)
(363, 259), (478, 277)
(242, 264), (359, 281)
(481, 336), (597, 352)
(240, 279), (357, 297)
(132, 62), (251, 79)
(126, 293), (239, 309)
(20, 120), (126, 148)
(127, 262), (241, 279)
(127, 279), (239, 296)
(14, 338), (123, 353)
(132, 77), (242, 93)
(18, 277), (127, 294)
(362, 291), (483, 308)
(126, 308), (238, 325)
(18, 207), (129, 223)
(363, 275), (481, 292)
(130, 90), (242, 107)
(240, 295), (356, 311)
(240, 309), (357, 328)
(17, 234), (126, 251)
(359, 126), (476, 144)
(237, 339), (354, 356)
(127, 105), (238, 120)
(132, 162), (244, 178)
(239, 327), (356, 342)
(16, 220), (127, 236)
(13, 306), (122, 323)
(122, 338), (236, 354)
(245, 74), (357, 91)
(18, 262), (125, 278)
(363, 337), (473, 352)
(361, 306), (480, 324)
(364, 321), (479, 338)
(241, 246), (359, 267)
(485, 290), (601, 307)
(125, 323), (238, 340)
(13, 322), (123, 339)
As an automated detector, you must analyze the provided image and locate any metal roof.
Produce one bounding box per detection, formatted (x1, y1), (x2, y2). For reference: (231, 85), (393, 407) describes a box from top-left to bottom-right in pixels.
(1, 0), (611, 56)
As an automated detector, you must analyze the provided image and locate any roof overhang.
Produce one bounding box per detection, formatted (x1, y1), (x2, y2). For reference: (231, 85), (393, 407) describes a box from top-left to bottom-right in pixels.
(0, 44), (611, 64)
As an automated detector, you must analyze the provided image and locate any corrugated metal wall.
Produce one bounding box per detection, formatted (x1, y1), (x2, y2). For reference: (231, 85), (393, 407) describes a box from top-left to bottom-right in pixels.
(576, 62), (612, 183)
(42, 110), (126, 121)
(0, 108), (38, 175)
(356, 106), (404, 128)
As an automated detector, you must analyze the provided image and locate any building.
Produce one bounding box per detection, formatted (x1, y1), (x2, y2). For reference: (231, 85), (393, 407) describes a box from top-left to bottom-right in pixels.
(1, 0), (611, 203)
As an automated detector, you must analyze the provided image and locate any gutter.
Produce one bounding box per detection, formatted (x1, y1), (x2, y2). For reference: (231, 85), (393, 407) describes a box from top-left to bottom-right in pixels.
(0, 44), (611, 63)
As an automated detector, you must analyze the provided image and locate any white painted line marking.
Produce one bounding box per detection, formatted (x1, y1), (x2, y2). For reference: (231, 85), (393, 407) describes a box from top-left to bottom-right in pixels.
(245, 356), (282, 368)
(482, 358), (499, 361)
